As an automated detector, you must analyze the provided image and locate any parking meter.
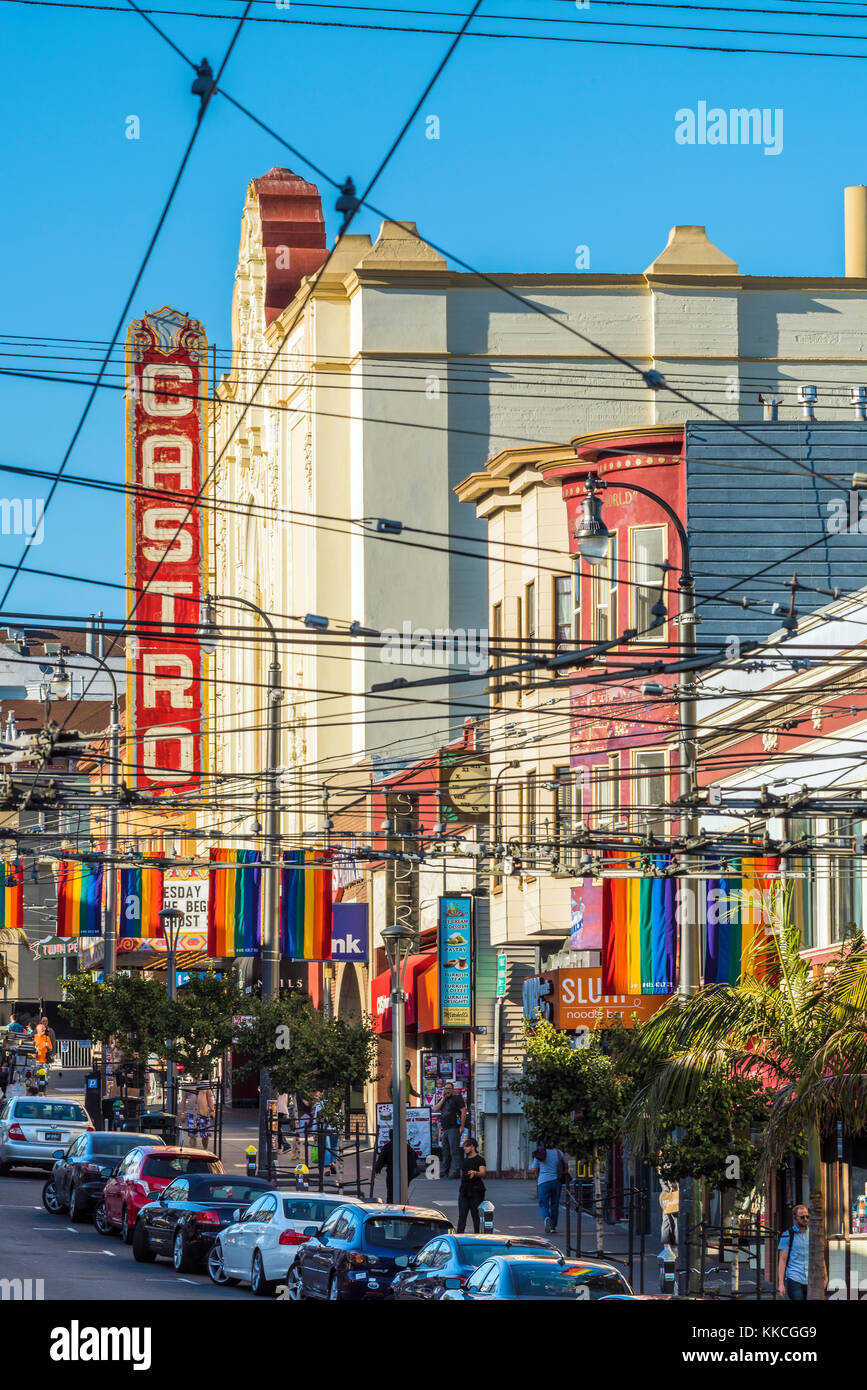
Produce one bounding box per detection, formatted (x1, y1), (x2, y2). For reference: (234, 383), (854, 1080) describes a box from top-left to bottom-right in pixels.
(245, 1145), (257, 1177)
(479, 1199), (495, 1234)
(295, 1163), (309, 1191)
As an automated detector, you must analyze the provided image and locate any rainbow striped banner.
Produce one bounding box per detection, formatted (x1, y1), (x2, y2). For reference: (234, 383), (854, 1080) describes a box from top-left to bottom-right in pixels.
(57, 860), (104, 938)
(602, 857), (677, 996)
(207, 849), (261, 958)
(705, 857), (780, 984)
(120, 861), (164, 938)
(0, 861), (23, 932)
(280, 850), (332, 961)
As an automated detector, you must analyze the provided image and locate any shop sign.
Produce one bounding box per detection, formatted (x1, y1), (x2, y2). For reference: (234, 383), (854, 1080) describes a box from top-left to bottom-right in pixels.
(331, 903), (368, 962)
(161, 866), (209, 934)
(496, 952), (508, 998)
(437, 895), (472, 1029)
(125, 306), (208, 793)
(541, 967), (672, 1030)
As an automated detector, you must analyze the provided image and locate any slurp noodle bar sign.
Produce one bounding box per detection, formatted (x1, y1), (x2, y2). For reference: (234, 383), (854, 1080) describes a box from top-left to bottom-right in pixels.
(438, 895), (472, 1029)
(543, 968), (671, 1031)
(126, 307), (208, 792)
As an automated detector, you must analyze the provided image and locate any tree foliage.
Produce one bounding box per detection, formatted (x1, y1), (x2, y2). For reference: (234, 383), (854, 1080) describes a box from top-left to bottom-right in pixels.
(60, 972), (171, 1059)
(166, 972), (246, 1079)
(512, 1020), (634, 1161)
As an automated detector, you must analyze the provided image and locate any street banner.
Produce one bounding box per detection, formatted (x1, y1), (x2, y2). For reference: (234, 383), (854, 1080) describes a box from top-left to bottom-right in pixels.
(208, 849), (261, 958)
(0, 860), (23, 931)
(120, 859), (164, 938)
(125, 306), (208, 794)
(331, 902), (368, 962)
(437, 895), (472, 1029)
(162, 865), (209, 935)
(280, 849), (333, 960)
(376, 1103), (432, 1159)
(57, 861), (103, 937)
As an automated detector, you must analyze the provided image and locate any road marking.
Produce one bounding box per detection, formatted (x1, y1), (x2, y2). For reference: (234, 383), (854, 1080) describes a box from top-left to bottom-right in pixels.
(65, 1249), (106, 1254)
(177, 1277), (198, 1284)
(102, 1249), (117, 1257)
(66, 1226), (78, 1233)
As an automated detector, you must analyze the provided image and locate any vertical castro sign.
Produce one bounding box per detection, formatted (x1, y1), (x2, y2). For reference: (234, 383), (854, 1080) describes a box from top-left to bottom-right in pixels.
(126, 307), (208, 792)
(438, 895), (473, 1029)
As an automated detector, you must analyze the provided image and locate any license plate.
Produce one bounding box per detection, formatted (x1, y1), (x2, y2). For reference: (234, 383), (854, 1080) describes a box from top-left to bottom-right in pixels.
(43, 1131), (61, 1141)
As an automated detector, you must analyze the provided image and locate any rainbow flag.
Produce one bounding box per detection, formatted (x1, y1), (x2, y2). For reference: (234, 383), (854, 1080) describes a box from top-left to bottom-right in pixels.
(0, 861), (23, 931)
(207, 849), (261, 957)
(120, 861), (164, 938)
(57, 860), (104, 937)
(602, 858), (677, 995)
(280, 850), (332, 960)
(705, 857), (780, 984)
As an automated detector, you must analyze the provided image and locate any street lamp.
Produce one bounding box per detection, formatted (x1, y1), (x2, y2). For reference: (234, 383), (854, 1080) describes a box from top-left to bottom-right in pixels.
(571, 479), (611, 567)
(198, 591), (282, 1177)
(381, 921), (415, 1205)
(573, 472), (698, 999)
(159, 905), (185, 1135)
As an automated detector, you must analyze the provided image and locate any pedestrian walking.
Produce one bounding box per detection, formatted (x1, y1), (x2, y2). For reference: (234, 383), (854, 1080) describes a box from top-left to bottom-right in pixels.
(374, 1129), (419, 1204)
(33, 1024), (52, 1067)
(181, 1077), (215, 1148)
(457, 1136), (487, 1233)
(276, 1092), (292, 1152)
(388, 1059), (420, 1106)
(531, 1140), (568, 1233)
(40, 1016), (57, 1063)
(778, 1203), (810, 1300)
(432, 1081), (467, 1179)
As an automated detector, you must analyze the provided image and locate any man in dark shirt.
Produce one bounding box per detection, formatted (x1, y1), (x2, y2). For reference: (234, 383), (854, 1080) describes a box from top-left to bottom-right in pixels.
(457, 1137), (486, 1232)
(374, 1129), (419, 1204)
(433, 1081), (467, 1179)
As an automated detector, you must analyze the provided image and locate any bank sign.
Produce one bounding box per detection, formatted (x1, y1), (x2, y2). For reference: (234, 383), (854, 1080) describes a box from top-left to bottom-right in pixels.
(125, 307), (207, 793)
(331, 903), (368, 962)
(437, 895), (472, 1029)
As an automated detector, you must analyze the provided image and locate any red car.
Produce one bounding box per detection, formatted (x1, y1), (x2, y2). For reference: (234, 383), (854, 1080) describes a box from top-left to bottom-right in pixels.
(97, 1146), (224, 1242)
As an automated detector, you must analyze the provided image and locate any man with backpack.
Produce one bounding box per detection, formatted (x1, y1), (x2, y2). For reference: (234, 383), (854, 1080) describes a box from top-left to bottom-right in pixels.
(778, 1203), (810, 1300)
(531, 1140), (569, 1234)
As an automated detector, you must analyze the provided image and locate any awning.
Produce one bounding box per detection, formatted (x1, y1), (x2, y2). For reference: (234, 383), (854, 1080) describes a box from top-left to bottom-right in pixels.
(371, 953), (437, 1034)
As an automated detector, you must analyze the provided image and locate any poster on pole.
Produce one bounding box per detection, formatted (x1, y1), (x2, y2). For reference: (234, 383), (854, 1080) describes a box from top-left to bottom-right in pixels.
(437, 895), (473, 1029)
(375, 1103), (432, 1159)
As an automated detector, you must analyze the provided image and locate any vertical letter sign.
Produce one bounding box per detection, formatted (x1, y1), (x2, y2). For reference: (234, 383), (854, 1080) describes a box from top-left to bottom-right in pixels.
(438, 895), (473, 1028)
(126, 308), (208, 793)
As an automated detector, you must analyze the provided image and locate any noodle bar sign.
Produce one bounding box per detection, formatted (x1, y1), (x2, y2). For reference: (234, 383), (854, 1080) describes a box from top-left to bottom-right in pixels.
(125, 307), (208, 793)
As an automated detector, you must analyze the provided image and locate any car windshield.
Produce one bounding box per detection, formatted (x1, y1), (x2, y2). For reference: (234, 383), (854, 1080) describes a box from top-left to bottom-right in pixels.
(14, 1102), (88, 1122)
(141, 1156), (221, 1178)
(280, 1198), (340, 1223)
(457, 1238), (552, 1266)
(511, 1265), (629, 1299)
(188, 1181), (266, 1203)
(365, 1217), (450, 1250)
(91, 1135), (153, 1156)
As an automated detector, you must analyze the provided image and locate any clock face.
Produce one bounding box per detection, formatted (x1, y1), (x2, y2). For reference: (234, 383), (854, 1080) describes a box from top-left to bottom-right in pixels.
(447, 760), (490, 814)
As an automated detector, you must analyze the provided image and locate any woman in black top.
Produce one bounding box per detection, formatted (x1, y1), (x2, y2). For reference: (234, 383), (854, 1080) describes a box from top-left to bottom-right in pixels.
(457, 1136), (487, 1232)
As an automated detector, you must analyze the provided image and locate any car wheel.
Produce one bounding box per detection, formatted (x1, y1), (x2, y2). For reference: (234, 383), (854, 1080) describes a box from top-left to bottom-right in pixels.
(132, 1220), (156, 1263)
(68, 1183), (88, 1222)
(94, 1200), (113, 1236)
(42, 1178), (65, 1215)
(172, 1227), (195, 1274)
(328, 1273), (341, 1302)
(207, 1242), (238, 1287)
(251, 1249), (276, 1298)
(121, 1205), (135, 1244)
(285, 1266), (306, 1301)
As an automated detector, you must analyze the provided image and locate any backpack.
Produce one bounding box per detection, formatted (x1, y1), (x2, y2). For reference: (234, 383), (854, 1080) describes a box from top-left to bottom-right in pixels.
(783, 1226), (802, 1277)
(556, 1152), (570, 1184)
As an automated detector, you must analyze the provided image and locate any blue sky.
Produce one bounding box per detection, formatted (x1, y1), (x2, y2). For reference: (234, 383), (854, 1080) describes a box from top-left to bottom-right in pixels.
(1, 0), (865, 619)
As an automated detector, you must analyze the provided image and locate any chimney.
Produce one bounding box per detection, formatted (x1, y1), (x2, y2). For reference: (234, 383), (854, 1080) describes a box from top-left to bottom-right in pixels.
(845, 186), (867, 276)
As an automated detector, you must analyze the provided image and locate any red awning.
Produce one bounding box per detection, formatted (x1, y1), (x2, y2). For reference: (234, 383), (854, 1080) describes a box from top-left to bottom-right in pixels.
(371, 953), (437, 1034)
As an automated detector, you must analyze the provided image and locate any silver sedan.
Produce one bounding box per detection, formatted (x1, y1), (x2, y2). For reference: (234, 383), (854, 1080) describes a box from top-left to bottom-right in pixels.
(0, 1097), (93, 1173)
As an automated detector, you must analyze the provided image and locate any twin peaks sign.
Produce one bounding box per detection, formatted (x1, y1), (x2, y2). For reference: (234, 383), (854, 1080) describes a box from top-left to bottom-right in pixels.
(125, 307), (208, 794)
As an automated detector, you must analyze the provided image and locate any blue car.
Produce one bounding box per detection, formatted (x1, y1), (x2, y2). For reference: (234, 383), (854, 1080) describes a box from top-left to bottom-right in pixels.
(440, 1253), (634, 1301)
(286, 1202), (453, 1301)
(392, 1233), (560, 1300)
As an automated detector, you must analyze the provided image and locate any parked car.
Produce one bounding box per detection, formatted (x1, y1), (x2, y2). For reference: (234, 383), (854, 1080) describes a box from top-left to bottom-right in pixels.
(99, 1145), (224, 1243)
(440, 1253), (634, 1300)
(42, 1131), (164, 1222)
(0, 1097), (92, 1174)
(132, 1174), (274, 1273)
(209, 1192), (373, 1296)
(286, 1203), (453, 1301)
(392, 1233), (560, 1300)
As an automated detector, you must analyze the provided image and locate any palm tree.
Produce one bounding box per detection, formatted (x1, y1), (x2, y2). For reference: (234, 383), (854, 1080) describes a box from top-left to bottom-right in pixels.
(625, 893), (867, 1300)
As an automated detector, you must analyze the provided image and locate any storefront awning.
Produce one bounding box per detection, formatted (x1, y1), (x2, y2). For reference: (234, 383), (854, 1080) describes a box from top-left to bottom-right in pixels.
(371, 953), (437, 1034)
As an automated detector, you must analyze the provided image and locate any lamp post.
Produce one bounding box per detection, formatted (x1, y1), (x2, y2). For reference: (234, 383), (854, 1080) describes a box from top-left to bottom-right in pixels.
(159, 905), (184, 1138)
(199, 592), (282, 1177)
(381, 921), (415, 1205)
(574, 472), (698, 999)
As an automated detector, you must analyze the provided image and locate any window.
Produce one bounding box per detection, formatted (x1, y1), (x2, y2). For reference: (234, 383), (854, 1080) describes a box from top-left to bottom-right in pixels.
(363, 1217), (450, 1249)
(553, 765), (573, 867)
(68, 1135), (88, 1157)
(492, 781), (503, 892)
(787, 817), (816, 949)
(162, 1180), (189, 1203)
(524, 581), (536, 685)
(257, 1195), (278, 1224)
(467, 1261), (495, 1291)
(491, 602), (502, 705)
(526, 770), (537, 844)
(828, 818), (863, 943)
(13, 1101), (89, 1122)
(633, 749), (667, 837)
(554, 569), (579, 650)
(592, 753), (620, 828)
(591, 534), (618, 642)
(320, 1209), (345, 1238)
(630, 525), (666, 638)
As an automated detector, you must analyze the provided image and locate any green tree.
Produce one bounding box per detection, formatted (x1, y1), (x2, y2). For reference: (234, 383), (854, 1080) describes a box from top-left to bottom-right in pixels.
(166, 972), (246, 1080)
(513, 1020), (634, 1251)
(624, 897), (867, 1300)
(60, 972), (171, 1060)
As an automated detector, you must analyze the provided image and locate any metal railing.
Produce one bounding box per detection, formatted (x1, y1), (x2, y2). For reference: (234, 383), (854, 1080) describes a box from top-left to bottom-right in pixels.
(264, 1116), (374, 1197)
(56, 1039), (92, 1069)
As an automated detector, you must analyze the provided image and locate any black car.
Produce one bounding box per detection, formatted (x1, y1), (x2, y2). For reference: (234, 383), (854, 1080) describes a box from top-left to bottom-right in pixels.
(392, 1232), (560, 1300)
(132, 1174), (273, 1273)
(286, 1202), (453, 1301)
(42, 1131), (164, 1223)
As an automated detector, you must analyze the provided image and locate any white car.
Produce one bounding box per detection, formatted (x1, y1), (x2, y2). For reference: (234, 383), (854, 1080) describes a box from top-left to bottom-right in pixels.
(208, 1191), (371, 1296)
(0, 1097), (93, 1173)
